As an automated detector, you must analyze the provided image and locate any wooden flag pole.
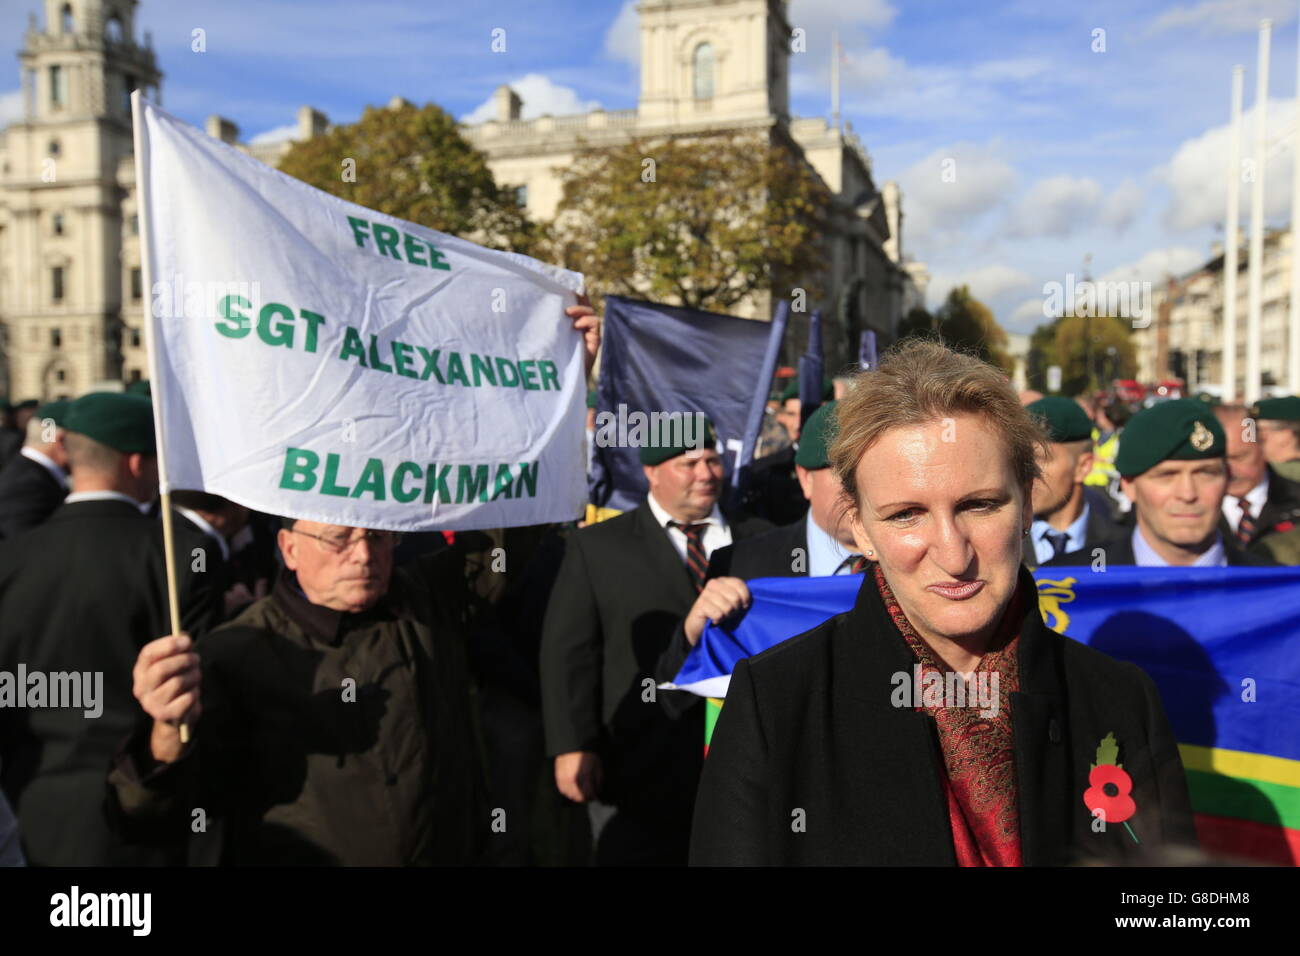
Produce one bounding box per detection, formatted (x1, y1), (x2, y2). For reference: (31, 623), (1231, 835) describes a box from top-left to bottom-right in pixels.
(131, 90), (189, 744)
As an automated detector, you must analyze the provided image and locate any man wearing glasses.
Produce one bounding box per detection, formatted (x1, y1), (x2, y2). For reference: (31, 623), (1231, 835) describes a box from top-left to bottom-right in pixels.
(110, 515), (490, 865)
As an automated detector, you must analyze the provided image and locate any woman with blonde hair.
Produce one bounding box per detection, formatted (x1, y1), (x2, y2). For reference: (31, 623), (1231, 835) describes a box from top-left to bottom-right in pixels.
(690, 340), (1196, 866)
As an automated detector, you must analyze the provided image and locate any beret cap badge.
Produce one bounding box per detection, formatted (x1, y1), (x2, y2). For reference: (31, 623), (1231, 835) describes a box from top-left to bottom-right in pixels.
(1190, 419), (1214, 452)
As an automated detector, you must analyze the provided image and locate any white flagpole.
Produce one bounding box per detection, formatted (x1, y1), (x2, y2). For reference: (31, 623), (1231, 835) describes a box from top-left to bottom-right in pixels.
(1224, 66), (1244, 401)
(130, 89), (188, 743)
(1290, 8), (1300, 392)
(1246, 19), (1272, 405)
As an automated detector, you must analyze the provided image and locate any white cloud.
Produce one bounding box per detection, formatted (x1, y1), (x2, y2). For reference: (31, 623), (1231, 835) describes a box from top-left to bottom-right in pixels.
(1010, 297), (1050, 330)
(1159, 98), (1297, 232)
(788, 0), (896, 32)
(1096, 246), (1206, 286)
(968, 57), (1052, 83)
(928, 264), (1034, 305)
(460, 74), (601, 124)
(0, 89), (22, 128)
(1007, 175), (1104, 238)
(1149, 0), (1297, 35)
(897, 141), (1019, 248)
(248, 123), (299, 145)
(604, 1), (639, 66)
(1100, 178), (1145, 233)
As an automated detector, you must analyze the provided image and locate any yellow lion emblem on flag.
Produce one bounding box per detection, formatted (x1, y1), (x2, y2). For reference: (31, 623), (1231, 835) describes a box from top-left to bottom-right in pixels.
(1035, 576), (1078, 634)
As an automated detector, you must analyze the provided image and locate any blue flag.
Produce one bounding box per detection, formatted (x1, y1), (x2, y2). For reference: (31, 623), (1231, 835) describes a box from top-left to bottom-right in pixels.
(591, 295), (783, 513)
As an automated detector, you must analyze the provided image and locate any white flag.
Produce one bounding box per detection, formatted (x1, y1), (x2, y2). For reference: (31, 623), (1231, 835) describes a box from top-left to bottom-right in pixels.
(133, 96), (587, 531)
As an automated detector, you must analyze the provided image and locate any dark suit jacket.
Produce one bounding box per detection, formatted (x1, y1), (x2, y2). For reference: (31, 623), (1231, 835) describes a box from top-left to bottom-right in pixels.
(539, 499), (768, 826)
(690, 566), (1198, 865)
(0, 453), (67, 540)
(654, 518), (810, 707)
(1022, 494), (1122, 570)
(1217, 467), (1300, 548)
(0, 498), (224, 865)
(1042, 524), (1277, 568)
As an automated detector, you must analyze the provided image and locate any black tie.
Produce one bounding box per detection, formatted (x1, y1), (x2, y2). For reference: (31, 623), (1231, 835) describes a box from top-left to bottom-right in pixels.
(1044, 530), (1069, 559)
(670, 521), (709, 592)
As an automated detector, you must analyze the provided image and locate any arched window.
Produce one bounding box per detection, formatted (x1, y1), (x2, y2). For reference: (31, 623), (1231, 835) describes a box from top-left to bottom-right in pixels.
(60, 4), (74, 35)
(693, 43), (715, 100)
(106, 16), (124, 44)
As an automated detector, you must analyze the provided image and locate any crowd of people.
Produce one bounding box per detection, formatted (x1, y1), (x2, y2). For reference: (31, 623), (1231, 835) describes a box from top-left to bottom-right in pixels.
(1, 306), (1299, 866)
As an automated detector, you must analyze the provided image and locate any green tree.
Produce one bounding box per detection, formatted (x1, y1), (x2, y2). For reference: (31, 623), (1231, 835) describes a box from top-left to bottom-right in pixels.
(277, 101), (537, 254)
(895, 305), (936, 342)
(933, 286), (1012, 371)
(545, 133), (831, 312)
(1049, 314), (1137, 395)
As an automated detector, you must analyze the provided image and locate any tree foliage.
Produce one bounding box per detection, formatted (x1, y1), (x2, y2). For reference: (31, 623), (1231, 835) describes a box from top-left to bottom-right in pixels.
(933, 286), (1012, 371)
(276, 101), (537, 254)
(895, 305), (936, 342)
(1045, 313), (1138, 395)
(545, 133), (831, 312)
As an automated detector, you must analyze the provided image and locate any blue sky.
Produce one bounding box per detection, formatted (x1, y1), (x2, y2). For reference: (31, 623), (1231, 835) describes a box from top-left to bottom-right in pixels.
(3, 0), (1299, 333)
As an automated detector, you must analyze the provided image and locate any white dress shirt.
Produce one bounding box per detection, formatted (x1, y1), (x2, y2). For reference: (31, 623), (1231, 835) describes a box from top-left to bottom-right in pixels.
(19, 446), (69, 491)
(1221, 472), (1269, 533)
(646, 493), (732, 562)
(1030, 502), (1091, 565)
(1131, 525), (1227, 567)
(805, 511), (856, 576)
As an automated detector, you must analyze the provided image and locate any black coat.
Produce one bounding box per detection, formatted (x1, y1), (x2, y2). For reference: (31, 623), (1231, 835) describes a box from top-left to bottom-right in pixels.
(1022, 494), (1122, 570)
(1042, 522), (1276, 568)
(654, 519), (810, 708)
(0, 453), (67, 540)
(539, 500), (769, 828)
(689, 566), (1198, 865)
(0, 498), (224, 865)
(1217, 467), (1300, 548)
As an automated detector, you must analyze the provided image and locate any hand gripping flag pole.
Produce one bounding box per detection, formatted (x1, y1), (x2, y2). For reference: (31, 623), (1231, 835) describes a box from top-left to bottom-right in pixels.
(131, 90), (190, 744)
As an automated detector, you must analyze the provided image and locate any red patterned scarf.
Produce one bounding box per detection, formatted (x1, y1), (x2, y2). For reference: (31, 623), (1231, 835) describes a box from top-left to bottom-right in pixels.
(873, 564), (1024, 867)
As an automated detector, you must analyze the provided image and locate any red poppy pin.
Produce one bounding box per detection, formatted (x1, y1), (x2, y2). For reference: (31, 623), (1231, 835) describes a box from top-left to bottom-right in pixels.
(1083, 732), (1140, 844)
(1276, 521), (1296, 533)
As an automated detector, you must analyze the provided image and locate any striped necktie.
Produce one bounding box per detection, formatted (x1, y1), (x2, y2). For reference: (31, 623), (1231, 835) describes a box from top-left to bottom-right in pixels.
(836, 554), (868, 574)
(1236, 497), (1257, 548)
(670, 521), (709, 592)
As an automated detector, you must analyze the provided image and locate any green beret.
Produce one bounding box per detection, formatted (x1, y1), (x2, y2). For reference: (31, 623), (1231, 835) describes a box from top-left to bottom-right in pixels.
(64, 392), (156, 454)
(15, 399), (39, 412)
(1026, 396), (1093, 443)
(36, 399), (70, 427)
(778, 375), (834, 405)
(639, 414), (717, 466)
(794, 400), (837, 469)
(586, 389), (598, 409)
(1253, 396), (1300, 422)
(125, 379), (152, 398)
(1115, 399), (1225, 478)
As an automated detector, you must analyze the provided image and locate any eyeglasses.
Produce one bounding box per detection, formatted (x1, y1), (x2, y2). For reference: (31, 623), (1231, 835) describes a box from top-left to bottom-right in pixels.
(291, 527), (403, 555)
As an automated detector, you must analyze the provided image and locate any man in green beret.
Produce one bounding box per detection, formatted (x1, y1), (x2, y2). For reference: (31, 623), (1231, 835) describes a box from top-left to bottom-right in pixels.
(773, 375), (834, 444)
(1023, 397), (1120, 569)
(1045, 399), (1274, 568)
(0, 391), (224, 865)
(1253, 396), (1300, 483)
(745, 377), (836, 526)
(0, 399), (72, 539)
(1212, 404), (1300, 559)
(540, 410), (770, 865)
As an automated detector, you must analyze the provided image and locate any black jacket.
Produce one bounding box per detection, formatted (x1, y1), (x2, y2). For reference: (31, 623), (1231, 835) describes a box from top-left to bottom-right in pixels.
(1042, 524), (1276, 568)
(654, 518), (810, 707)
(0, 498), (223, 865)
(1022, 491), (1121, 570)
(689, 566), (1198, 865)
(108, 552), (488, 866)
(539, 499), (769, 826)
(1217, 467), (1300, 548)
(0, 452), (67, 540)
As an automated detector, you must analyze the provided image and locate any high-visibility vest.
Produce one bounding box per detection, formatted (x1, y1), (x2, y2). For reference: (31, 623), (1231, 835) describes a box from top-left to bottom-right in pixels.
(1085, 427), (1119, 487)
